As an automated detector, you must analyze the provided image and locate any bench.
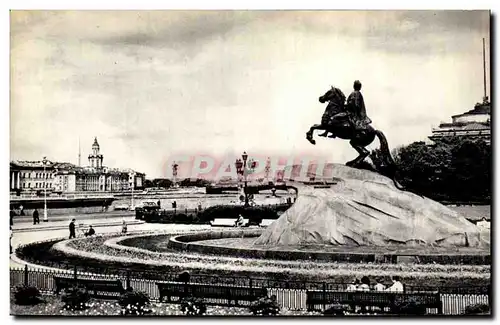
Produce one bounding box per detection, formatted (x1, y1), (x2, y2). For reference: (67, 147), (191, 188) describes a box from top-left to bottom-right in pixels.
(306, 290), (442, 314)
(54, 276), (125, 299)
(157, 282), (267, 306)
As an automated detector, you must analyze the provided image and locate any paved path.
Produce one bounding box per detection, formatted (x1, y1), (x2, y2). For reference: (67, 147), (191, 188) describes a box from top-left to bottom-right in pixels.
(10, 222), (210, 269)
(12, 215), (142, 233)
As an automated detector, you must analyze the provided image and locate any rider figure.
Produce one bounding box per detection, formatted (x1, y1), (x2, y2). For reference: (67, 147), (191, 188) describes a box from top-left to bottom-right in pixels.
(346, 80), (372, 131)
(317, 80), (372, 138)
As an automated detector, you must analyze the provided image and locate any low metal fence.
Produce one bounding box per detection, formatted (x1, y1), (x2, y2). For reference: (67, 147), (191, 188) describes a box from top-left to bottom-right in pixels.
(10, 265), (490, 315)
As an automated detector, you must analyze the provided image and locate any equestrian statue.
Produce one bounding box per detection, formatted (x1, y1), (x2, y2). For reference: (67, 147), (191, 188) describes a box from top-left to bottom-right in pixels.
(306, 80), (404, 190)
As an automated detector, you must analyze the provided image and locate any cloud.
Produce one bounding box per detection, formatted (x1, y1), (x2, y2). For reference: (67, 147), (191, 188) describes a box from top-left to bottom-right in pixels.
(10, 10), (491, 177)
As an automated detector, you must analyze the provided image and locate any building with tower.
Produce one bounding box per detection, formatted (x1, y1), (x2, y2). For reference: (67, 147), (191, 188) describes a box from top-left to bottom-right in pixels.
(88, 137), (104, 169)
(10, 137), (145, 194)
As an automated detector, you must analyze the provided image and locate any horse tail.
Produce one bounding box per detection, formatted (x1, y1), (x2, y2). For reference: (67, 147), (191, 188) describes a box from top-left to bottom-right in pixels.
(374, 130), (405, 191)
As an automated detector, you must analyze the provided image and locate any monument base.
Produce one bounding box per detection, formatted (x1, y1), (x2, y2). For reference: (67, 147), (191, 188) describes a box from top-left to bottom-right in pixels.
(254, 164), (489, 248)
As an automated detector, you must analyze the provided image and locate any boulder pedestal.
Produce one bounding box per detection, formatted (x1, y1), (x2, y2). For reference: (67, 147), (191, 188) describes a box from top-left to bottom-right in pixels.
(254, 164), (489, 248)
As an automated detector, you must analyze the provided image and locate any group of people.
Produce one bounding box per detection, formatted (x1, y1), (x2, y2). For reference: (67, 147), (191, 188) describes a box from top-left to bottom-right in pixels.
(346, 276), (404, 293)
(68, 218), (95, 238)
(68, 218), (128, 239)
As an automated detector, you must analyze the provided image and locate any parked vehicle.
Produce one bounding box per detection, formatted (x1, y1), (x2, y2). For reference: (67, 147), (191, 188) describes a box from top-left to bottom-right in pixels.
(135, 200), (161, 220)
(114, 203), (130, 211)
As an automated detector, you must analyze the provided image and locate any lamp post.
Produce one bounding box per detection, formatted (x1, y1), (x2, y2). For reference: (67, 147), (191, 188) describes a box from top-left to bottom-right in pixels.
(235, 152), (256, 207)
(42, 156), (48, 222)
(264, 157), (271, 184)
(172, 162), (179, 188)
(130, 174), (135, 211)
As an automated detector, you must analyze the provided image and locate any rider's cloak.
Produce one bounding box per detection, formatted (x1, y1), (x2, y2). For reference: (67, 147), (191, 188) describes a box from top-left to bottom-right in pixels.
(347, 90), (372, 129)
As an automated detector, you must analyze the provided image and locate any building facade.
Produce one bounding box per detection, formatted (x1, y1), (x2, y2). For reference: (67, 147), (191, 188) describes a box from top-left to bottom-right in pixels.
(429, 98), (491, 144)
(10, 160), (57, 192)
(10, 137), (145, 193)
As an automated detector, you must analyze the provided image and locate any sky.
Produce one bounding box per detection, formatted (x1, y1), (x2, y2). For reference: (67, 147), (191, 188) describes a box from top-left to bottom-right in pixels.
(10, 10), (490, 178)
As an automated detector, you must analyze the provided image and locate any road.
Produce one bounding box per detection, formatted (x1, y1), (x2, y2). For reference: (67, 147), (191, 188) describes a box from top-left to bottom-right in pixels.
(11, 210), (135, 224)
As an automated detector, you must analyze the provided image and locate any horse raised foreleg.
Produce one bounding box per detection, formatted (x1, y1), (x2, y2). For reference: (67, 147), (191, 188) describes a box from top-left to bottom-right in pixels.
(306, 124), (325, 145)
(346, 141), (370, 167)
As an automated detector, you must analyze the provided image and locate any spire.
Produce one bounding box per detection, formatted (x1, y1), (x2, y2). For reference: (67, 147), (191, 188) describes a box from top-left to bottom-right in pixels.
(483, 38), (488, 103)
(78, 137), (81, 167)
(92, 137), (99, 148)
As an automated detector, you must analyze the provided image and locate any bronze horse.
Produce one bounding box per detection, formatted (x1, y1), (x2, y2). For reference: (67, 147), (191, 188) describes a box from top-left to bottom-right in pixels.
(306, 86), (403, 189)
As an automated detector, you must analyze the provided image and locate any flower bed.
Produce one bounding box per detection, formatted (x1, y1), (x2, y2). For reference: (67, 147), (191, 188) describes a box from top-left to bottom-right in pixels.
(15, 232), (487, 288)
(10, 294), (320, 316)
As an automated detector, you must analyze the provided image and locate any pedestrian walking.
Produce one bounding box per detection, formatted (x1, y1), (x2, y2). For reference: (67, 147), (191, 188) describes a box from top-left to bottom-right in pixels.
(10, 226), (13, 254)
(19, 205), (25, 216)
(33, 209), (40, 225)
(69, 218), (76, 239)
(121, 220), (128, 234)
(10, 209), (15, 226)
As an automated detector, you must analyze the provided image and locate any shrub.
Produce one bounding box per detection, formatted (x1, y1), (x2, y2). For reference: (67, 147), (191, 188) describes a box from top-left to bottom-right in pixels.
(249, 295), (280, 316)
(61, 286), (91, 311)
(463, 303), (490, 315)
(393, 297), (427, 315)
(14, 285), (43, 305)
(118, 290), (151, 315)
(323, 304), (349, 316)
(180, 296), (207, 316)
(198, 205), (286, 223)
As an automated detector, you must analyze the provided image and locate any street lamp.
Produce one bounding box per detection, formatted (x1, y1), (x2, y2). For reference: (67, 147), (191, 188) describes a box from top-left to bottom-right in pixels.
(42, 156), (48, 222)
(172, 162), (179, 188)
(130, 174), (135, 211)
(235, 152), (256, 207)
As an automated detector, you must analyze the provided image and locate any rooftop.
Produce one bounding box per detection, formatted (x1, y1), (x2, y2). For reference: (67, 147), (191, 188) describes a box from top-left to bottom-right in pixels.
(451, 99), (491, 118)
(11, 159), (143, 175)
(433, 122), (490, 131)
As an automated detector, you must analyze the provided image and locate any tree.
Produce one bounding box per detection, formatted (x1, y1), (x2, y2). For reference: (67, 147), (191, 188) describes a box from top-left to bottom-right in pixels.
(370, 137), (491, 203)
(448, 139), (491, 201)
(179, 178), (212, 188)
(152, 178), (173, 189)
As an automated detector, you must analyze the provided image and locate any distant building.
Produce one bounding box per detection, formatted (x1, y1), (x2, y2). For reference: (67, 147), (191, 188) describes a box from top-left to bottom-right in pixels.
(9, 160), (57, 192)
(430, 38), (491, 145)
(10, 137), (145, 193)
(428, 98), (491, 144)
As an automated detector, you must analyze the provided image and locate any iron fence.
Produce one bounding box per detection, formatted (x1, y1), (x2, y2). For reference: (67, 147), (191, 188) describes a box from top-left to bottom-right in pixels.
(10, 266), (490, 315)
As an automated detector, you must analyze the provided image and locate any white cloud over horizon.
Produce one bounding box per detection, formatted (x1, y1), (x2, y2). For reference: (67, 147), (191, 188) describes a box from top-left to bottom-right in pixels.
(10, 10), (490, 178)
